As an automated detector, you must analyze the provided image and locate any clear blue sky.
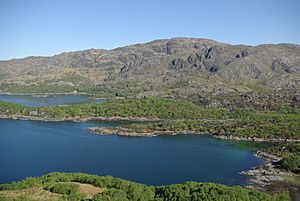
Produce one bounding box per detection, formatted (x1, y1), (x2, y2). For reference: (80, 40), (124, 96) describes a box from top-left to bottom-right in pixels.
(0, 0), (299, 60)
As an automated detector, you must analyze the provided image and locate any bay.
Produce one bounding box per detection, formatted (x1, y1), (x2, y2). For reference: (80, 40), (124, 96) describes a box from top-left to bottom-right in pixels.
(0, 119), (263, 186)
(0, 94), (264, 186)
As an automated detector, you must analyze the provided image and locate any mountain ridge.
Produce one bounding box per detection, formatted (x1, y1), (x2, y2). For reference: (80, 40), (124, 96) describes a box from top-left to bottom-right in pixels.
(0, 37), (299, 110)
(2, 37), (300, 62)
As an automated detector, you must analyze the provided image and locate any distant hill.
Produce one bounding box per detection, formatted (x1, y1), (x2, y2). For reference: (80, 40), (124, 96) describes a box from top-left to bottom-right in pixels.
(0, 37), (299, 110)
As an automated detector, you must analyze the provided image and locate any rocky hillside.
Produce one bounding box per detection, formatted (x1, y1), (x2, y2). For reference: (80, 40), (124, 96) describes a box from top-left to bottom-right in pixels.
(0, 37), (299, 109)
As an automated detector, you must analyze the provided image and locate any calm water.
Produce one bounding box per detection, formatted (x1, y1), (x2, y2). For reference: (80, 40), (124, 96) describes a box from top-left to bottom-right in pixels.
(0, 95), (264, 186)
(0, 119), (263, 186)
(0, 94), (105, 107)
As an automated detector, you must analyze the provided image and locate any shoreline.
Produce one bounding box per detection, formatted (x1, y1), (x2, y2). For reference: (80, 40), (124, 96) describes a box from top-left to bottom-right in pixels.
(86, 126), (300, 142)
(240, 151), (287, 189)
(1, 114), (299, 142)
(0, 92), (88, 96)
(240, 151), (300, 200)
(86, 126), (300, 198)
(0, 92), (117, 101)
(0, 115), (160, 123)
(86, 127), (200, 137)
(0, 92), (110, 100)
(1, 114), (299, 198)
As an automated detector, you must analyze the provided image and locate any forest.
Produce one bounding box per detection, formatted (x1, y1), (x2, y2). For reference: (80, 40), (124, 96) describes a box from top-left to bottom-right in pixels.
(0, 97), (299, 140)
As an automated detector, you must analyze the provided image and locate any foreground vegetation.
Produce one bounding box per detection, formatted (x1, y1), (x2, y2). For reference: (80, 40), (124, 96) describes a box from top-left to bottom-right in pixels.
(0, 172), (290, 201)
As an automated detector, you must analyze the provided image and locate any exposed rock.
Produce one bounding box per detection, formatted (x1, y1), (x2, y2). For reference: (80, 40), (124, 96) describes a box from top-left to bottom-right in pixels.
(0, 37), (299, 101)
(170, 58), (187, 70)
(240, 151), (294, 191)
(205, 47), (214, 59)
(241, 49), (249, 57)
(28, 111), (38, 116)
(271, 57), (300, 73)
(120, 65), (128, 73)
(209, 65), (218, 73)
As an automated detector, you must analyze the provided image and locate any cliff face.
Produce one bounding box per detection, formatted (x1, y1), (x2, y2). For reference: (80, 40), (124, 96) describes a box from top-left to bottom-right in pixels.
(0, 37), (299, 108)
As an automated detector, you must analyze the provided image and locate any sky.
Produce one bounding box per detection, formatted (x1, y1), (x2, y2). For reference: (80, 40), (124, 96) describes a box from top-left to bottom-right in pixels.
(0, 0), (299, 60)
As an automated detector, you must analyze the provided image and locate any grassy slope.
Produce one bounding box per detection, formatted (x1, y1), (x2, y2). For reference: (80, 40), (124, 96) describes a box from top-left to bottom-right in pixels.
(0, 172), (290, 201)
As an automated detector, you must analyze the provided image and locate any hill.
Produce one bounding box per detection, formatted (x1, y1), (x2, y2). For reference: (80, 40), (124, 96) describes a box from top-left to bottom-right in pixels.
(0, 38), (299, 110)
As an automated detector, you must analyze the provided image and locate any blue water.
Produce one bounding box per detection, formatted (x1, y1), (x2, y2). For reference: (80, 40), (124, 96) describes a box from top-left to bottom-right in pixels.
(0, 95), (264, 186)
(0, 94), (105, 107)
(0, 119), (263, 186)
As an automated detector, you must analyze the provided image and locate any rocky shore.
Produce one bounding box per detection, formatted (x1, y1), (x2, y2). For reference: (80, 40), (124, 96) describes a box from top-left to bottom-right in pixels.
(86, 127), (199, 137)
(1, 113), (299, 198)
(1, 113), (299, 143)
(213, 135), (300, 142)
(240, 151), (289, 189)
(87, 125), (300, 200)
(86, 126), (300, 142)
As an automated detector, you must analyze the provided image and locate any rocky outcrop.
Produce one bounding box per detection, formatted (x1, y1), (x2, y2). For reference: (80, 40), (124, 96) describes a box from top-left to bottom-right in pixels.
(86, 127), (199, 137)
(271, 57), (300, 73)
(213, 135), (300, 142)
(1, 38), (299, 85)
(86, 126), (300, 142)
(0, 38), (299, 109)
(170, 58), (188, 70)
(241, 151), (292, 190)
